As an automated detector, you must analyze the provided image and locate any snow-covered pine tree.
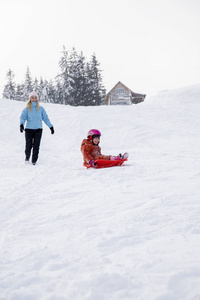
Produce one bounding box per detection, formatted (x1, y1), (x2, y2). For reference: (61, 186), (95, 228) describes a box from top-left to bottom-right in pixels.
(38, 77), (45, 100)
(69, 50), (88, 106)
(32, 78), (40, 97)
(67, 47), (79, 105)
(3, 69), (16, 100)
(54, 80), (63, 104)
(85, 62), (95, 106)
(47, 80), (56, 103)
(39, 79), (55, 103)
(88, 54), (106, 105)
(56, 46), (106, 106)
(15, 83), (24, 101)
(40, 79), (49, 103)
(54, 77), (64, 104)
(23, 67), (33, 101)
(57, 46), (72, 105)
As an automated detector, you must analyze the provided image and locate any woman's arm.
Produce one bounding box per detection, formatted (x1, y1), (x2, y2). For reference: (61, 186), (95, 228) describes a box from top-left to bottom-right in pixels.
(20, 108), (28, 126)
(41, 107), (53, 128)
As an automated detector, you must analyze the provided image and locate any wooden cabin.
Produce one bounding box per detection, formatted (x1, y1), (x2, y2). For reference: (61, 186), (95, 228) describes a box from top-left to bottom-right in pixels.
(105, 81), (146, 105)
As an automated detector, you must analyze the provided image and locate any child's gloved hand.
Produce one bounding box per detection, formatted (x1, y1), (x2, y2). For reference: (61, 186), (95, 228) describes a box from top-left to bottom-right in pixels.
(89, 160), (97, 167)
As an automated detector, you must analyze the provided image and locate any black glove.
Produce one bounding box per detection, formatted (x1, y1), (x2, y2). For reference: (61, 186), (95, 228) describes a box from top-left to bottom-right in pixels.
(20, 124), (24, 133)
(50, 126), (54, 134)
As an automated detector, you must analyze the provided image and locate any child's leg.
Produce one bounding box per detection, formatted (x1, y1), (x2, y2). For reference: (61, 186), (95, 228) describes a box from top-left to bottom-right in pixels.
(96, 155), (110, 160)
(110, 153), (129, 160)
(110, 155), (121, 161)
(96, 153), (128, 161)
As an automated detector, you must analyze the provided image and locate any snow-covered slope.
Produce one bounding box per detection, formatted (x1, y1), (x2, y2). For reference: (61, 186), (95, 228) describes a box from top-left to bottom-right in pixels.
(0, 85), (200, 300)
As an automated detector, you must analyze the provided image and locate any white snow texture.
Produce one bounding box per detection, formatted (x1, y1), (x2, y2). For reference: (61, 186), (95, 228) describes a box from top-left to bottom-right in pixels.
(0, 85), (200, 300)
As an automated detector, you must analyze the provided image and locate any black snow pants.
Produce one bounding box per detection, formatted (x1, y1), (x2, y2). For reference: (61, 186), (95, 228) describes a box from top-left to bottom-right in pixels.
(25, 129), (43, 163)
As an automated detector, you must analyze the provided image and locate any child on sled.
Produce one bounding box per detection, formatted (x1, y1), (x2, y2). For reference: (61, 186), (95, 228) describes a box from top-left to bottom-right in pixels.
(81, 129), (128, 168)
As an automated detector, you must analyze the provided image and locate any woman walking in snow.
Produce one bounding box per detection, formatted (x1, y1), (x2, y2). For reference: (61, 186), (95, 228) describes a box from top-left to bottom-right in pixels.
(20, 91), (54, 165)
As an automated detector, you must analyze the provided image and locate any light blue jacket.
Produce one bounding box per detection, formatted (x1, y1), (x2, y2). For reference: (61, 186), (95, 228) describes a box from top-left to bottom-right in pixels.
(20, 102), (53, 129)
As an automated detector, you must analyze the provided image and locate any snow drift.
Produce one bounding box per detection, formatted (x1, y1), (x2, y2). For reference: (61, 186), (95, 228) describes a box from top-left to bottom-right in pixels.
(0, 85), (200, 300)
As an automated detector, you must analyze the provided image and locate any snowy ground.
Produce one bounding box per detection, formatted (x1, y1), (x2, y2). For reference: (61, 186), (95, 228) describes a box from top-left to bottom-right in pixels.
(0, 85), (200, 300)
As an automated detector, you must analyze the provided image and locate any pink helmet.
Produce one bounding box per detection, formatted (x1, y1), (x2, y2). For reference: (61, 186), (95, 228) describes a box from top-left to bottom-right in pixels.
(87, 129), (101, 139)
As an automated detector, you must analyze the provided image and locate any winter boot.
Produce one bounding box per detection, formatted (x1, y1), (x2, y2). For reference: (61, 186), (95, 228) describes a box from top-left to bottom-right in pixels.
(121, 152), (129, 159)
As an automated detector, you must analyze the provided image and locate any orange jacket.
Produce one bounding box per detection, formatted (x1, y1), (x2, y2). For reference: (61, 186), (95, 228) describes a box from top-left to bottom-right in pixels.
(81, 139), (110, 165)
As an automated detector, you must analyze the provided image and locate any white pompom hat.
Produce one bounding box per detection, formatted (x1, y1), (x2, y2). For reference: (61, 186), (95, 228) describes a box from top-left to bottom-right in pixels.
(29, 91), (39, 99)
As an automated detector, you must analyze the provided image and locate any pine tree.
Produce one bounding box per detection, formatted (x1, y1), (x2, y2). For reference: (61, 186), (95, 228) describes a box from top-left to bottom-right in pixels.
(3, 69), (16, 99)
(88, 54), (106, 105)
(58, 46), (72, 105)
(85, 62), (95, 106)
(48, 80), (56, 103)
(23, 67), (33, 100)
(2, 47), (106, 105)
(54, 80), (63, 104)
(69, 49), (88, 106)
(40, 79), (55, 103)
(38, 77), (45, 98)
(15, 83), (24, 101)
(40, 79), (49, 102)
(32, 78), (40, 96)
(56, 46), (106, 106)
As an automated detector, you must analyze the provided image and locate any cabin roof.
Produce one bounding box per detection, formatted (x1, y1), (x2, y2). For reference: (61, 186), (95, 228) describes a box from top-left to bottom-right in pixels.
(106, 81), (134, 96)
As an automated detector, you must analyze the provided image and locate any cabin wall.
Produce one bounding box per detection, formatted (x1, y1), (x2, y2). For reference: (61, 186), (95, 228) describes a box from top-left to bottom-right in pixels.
(105, 82), (146, 105)
(108, 83), (132, 105)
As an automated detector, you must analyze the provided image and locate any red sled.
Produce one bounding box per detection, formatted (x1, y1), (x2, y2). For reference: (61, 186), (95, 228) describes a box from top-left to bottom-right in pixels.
(84, 158), (128, 169)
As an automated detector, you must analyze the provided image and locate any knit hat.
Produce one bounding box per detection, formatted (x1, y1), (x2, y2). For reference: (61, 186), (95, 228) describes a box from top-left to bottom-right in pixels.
(29, 91), (39, 99)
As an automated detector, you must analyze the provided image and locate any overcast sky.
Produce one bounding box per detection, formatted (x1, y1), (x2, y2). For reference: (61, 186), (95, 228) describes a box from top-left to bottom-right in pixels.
(1, 0), (200, 97)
